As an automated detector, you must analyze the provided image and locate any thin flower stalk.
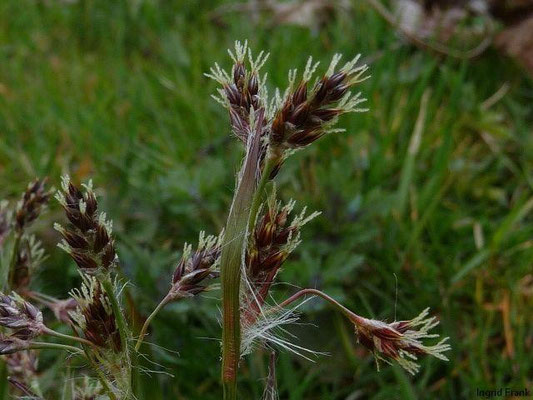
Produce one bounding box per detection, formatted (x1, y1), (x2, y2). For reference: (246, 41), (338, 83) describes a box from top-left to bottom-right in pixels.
(135, 231), (222, 351)
(272, 288), (451, 375)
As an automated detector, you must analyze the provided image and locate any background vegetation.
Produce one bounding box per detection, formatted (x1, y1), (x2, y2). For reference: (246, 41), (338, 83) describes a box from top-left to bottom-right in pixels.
(1, 1), (532, 398)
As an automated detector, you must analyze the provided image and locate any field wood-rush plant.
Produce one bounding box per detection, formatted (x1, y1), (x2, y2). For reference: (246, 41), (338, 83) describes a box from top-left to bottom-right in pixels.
(0, 41), (450, 399)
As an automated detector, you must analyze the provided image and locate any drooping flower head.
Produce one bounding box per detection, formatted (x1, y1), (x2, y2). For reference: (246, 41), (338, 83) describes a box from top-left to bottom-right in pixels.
(351, 308), (451, 375)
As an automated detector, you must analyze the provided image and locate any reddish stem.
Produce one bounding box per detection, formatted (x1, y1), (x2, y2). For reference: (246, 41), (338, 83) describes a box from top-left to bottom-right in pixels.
(274, 288), (363, 324)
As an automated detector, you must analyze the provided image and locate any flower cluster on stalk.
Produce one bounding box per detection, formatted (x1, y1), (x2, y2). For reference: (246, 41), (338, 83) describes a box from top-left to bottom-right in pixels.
(208, 41), (451, 379)
(55, 176), (117, 275)
(69, 274), (121, 352)
(351, 308), (451, 375)
(242, 190), (319, 328)
(168, 231), (223, 300)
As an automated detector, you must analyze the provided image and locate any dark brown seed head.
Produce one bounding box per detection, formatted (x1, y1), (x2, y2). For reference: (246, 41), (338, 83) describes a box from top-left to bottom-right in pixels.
(71, 278), (121, 352)
(170, 233), (222, 299)
(56, 178), (117, 274)
(325, 71), (347, 90)
(70, 251), (99, 272)
(326, 83), (349, 102)
(225, 83), (241, 106)
(61, 230), (89, 250)
(93, 224), (110, 253)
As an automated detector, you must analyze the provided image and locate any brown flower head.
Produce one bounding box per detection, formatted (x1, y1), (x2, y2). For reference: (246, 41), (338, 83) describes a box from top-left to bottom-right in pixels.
(206, 40), (269, 143)
(352, 308), (451, 375)
(55, 176), (117, 275)
(0, 293), (44, 340)
(243, 190), (320, 325)
(15, 178), (51, 233)
(269, 55), (368, 151)
(207, 42), (369, 180)
(169, 231), (223, 300)
(69, 275), (121, 352)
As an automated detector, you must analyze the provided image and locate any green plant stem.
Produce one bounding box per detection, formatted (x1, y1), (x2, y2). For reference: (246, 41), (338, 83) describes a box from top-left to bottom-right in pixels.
(83, 346), (118, 400)
(273, 288), (363, 324)
(24, 290), (60, 304)
(220, 126), (262, 400)
(247, 155), (275, 234)
(27, 341), (85, 355)
(100, 277), (132, 398)
(42, 327), (98, 349)
(134, 294), (171, 351)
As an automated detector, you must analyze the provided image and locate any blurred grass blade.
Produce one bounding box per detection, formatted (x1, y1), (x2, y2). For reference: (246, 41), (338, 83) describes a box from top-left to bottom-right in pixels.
(396, 89), (431, 217)
(451, 249), (490, 284)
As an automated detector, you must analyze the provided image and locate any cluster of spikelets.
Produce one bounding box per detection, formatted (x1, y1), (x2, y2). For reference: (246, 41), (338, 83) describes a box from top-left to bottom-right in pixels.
(0, 178), (131, 399)
(206, 41), (451, 392)
(0, 41), (451, 400)
(0, 175), (226, 398)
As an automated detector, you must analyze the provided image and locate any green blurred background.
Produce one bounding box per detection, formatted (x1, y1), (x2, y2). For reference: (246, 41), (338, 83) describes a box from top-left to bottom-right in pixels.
(1, 0), (532, 399)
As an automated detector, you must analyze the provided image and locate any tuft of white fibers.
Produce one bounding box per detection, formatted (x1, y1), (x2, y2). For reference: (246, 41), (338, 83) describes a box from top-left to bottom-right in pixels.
(240, 295), (325, 362)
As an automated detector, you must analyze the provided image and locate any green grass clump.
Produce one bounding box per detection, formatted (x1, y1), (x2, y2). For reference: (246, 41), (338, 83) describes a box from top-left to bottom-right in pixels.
(0, 1), (532, 399)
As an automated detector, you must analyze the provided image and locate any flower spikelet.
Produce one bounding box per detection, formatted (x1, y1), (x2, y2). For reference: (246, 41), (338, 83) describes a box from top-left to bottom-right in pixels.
(353, 308), (451, 375)
(55, 176), (117, 274)
(243, 190), (320, 325)
(69, 274), (121, 352)
(0, 293), (44, 340)
(169, 231), (223, 300)
(206, 40), (269, 143)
